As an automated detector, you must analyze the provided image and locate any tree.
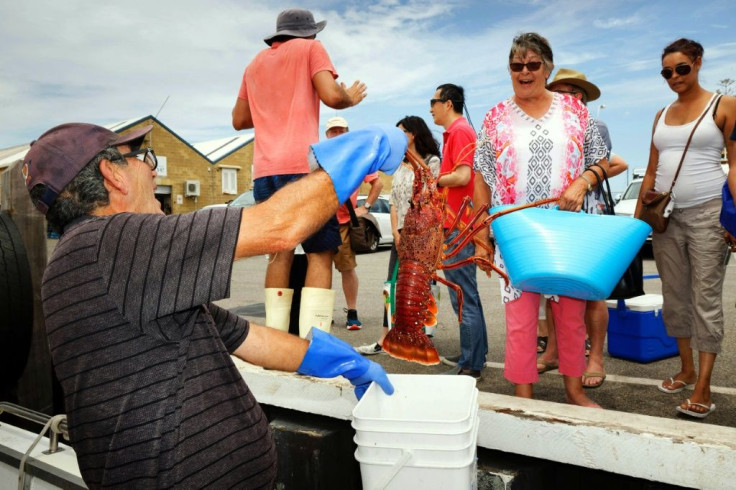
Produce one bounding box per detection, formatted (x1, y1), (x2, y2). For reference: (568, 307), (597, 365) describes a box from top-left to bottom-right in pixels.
(716, 78), (734, 95)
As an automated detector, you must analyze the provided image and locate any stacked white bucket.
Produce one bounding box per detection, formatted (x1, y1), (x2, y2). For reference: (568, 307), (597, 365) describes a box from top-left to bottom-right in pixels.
(352, 374), (480, 489)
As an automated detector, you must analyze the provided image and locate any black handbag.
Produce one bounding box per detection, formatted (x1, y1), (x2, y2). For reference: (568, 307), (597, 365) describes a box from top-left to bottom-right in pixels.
(588, 164), (645, 300)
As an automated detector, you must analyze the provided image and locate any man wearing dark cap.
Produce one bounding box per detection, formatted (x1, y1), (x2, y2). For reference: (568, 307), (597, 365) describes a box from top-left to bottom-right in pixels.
(232, 8), (366, 334)
(25, 122), (402, 488)
(540, 68), (630, 390)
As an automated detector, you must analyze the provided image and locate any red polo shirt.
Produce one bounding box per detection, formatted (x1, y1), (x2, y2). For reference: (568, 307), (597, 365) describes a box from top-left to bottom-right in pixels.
(440, 116), (476, 228)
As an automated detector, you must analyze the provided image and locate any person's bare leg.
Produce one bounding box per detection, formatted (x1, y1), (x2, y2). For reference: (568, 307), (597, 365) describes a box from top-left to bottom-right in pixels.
(661, 337), (697, 390)
(515, 383), (533, 399)
(341, 268), (359, 310)
(305, 250), (334, 289)
(679, 351), (716, 415)
(583, 300), (607, 387)
(264, 249), (295, 288)
(564, 376), (600, 408)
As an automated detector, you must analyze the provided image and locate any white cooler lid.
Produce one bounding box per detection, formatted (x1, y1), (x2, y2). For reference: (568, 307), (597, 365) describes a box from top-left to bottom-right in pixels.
(606, 294), (663, 312)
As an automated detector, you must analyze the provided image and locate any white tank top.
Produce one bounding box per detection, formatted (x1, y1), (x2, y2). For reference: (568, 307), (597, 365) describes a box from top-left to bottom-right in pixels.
(653, 93), (725, 208)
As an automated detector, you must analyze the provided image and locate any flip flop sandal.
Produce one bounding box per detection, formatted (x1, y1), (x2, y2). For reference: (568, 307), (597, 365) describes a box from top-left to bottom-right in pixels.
(658, 377), (695, 394)
(537, 359), (559, 374)
(676, 399), (715, 419)
(582, 371), (606, 389)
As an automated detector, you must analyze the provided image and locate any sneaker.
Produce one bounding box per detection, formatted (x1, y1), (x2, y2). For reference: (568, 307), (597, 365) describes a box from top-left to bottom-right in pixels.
(441, 355), (461, 367)
(356, 342), (383, 355)
(346, 318), (362, 331)
(443, 365), (481, 379)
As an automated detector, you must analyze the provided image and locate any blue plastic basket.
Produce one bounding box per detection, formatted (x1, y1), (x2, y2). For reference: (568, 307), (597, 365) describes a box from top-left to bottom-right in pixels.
(490, 206), (652, 300)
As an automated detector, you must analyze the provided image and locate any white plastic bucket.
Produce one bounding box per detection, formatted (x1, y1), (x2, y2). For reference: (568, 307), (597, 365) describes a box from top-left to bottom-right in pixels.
(352, 375), (478, 433)
(353, 402), (478, 448)
(355, 417), (479, 465)
(355, 448), (477, 490)
(352, 375), (480, 489)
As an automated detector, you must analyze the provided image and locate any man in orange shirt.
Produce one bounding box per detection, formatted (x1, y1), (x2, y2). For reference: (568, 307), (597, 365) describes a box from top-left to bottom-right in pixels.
(232, 9), (366, 334)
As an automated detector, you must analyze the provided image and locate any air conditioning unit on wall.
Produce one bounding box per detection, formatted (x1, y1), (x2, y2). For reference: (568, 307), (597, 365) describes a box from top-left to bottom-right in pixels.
(185, 180), (201, 197)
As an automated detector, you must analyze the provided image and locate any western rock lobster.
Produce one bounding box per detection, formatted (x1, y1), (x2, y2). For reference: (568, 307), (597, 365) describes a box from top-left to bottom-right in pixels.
(380, 150), (505, 365)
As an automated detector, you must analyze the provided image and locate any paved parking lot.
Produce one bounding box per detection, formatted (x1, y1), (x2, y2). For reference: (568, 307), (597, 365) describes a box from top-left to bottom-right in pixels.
(218, 246), (736, 428)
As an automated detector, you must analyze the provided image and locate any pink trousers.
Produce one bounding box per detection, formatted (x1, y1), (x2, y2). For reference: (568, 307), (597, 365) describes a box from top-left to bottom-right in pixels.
(504, 292), (586, 384)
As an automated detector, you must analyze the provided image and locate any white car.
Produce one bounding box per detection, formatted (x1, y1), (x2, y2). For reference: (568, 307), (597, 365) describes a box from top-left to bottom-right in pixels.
(614, 179), (649, 243)
(357, 194), (393, 250)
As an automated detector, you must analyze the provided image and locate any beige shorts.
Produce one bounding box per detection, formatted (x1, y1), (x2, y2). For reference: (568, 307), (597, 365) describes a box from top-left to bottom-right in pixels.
(333, 224), (357, 272)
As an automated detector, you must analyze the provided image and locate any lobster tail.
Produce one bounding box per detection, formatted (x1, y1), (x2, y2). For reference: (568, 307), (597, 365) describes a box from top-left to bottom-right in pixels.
(382, 328), (440, 366)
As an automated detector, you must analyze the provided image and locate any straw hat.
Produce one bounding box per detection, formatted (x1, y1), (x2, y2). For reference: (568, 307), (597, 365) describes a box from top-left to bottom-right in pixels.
(547, 68), (600, 102)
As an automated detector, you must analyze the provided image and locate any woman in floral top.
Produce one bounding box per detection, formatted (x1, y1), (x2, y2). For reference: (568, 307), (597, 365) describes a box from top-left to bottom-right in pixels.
(356, 116), (441, 355)
(473, 33), (609, 407)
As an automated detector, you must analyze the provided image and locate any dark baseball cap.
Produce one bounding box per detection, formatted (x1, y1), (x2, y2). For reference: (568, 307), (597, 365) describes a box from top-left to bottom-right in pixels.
(23, 123), (153, 214)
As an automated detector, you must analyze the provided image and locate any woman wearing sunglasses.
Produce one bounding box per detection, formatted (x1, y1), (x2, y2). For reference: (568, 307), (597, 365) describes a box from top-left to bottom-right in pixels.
(635, 38), (736, 419)
(473, 33), (609, 407)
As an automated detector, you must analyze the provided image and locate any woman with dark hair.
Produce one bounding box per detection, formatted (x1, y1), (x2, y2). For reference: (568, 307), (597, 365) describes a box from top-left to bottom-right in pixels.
(635, 38), (736, 419)
(473, 32), (609, 407)
(356, 116), (441, 354)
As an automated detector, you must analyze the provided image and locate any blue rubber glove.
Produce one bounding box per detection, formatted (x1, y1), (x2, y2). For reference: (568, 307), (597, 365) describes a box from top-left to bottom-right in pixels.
(297, 328), (394, 400)
(308, 125), (407, 205)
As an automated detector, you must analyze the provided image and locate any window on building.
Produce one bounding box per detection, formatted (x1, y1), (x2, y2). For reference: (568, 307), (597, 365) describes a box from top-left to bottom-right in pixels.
(222, 168), (237, 195)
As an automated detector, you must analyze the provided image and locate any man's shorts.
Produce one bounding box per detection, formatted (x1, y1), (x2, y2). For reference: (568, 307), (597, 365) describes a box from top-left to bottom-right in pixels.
(253, 174), (341, 253)
(333, 223), (357, 272)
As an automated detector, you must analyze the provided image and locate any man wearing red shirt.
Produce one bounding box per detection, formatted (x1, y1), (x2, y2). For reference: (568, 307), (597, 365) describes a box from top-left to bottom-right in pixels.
(431, 83), (488, 378)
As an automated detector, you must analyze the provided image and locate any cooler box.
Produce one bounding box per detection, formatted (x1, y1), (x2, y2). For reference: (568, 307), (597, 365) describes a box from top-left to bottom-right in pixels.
(606, 294), (678, 362)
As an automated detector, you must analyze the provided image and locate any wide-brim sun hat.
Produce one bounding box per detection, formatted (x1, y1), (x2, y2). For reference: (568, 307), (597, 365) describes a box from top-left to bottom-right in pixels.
(547, 68), (601, 102)
(264, 9), (326, 46)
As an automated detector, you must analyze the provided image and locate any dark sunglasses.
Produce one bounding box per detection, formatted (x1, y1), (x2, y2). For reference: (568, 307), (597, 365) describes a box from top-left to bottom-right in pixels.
(430, 98), (447, 106)
(509, 61), (543, 72)
(121, 147), (158, 171)
(660, 63), (692, 80)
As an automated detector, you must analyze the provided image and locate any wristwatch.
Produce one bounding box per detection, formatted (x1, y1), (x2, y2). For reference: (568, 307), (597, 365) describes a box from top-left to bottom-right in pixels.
(363, 202), (372, 210)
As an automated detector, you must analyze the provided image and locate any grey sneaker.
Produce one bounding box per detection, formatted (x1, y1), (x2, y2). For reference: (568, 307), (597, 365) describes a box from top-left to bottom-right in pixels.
(356, 342), (383, 355)
(441, 355), (461, 367)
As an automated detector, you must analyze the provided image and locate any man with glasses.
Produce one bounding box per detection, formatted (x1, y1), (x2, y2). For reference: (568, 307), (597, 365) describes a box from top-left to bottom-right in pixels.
(430, 83), (488, 379)
(232, 8), (367, 334)
(543, 68), (629, 389)
(24, 122), (400, 488)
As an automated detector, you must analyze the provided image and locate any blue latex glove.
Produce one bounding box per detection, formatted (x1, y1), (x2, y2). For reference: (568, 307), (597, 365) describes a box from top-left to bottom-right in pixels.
(297, 328), (394, 400)
(308, 125), (407, 204)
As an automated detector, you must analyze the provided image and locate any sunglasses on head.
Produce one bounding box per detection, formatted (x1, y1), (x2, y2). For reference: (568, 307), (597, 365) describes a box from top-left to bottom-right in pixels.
(509, 61), (543, 72)
(660, 63), (692, 80)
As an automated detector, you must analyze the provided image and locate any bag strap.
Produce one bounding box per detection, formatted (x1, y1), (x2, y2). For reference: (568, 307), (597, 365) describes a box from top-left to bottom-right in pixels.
(586, 163), (616, 215)
(668, 93), (722, 193)
(345, 200), (360, 227)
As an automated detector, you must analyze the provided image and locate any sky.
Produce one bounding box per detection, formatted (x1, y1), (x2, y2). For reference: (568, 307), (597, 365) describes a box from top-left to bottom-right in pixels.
(1, 0), (735, 192)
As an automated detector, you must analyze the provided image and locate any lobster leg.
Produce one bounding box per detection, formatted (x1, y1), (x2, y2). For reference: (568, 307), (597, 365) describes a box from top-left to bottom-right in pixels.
(432, 273), (464, 323)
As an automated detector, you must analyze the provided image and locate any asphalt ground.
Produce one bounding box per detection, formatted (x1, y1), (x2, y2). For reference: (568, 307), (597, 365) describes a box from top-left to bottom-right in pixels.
(216, 244), (736, 429)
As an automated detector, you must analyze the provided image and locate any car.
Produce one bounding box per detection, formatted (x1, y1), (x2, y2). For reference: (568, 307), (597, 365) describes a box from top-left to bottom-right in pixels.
(614, 178), (649, 242)
(201, 190), (255, 210)
(356, 194), (393, 251)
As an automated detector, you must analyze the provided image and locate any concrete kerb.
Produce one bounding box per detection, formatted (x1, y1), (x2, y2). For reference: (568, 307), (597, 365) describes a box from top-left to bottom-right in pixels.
(235, 359), (736, 489)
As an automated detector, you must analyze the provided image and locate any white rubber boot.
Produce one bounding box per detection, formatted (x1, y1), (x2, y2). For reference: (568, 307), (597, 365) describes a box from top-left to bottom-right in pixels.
(299, 287), (336, 338)
(264, 288), (294, 332)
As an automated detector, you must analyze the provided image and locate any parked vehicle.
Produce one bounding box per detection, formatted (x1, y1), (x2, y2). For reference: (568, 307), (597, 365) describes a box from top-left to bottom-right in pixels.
(356, 194), (393, 251)
(201, 190), (255, 210)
